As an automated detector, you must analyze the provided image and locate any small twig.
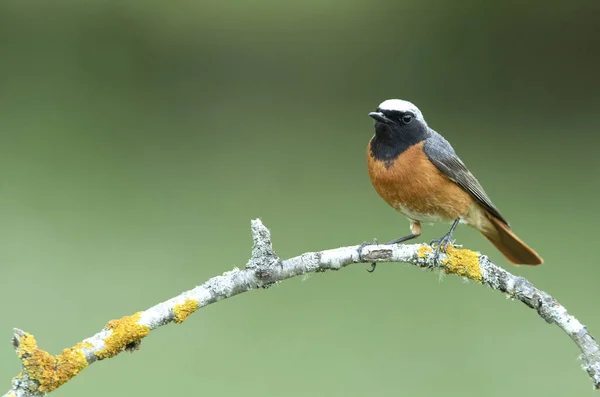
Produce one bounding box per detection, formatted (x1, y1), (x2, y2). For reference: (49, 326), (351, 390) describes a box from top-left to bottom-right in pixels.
(3, 219), (599, 396)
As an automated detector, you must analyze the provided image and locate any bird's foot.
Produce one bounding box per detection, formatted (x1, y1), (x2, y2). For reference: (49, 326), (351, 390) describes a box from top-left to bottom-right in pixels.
(358, 238), (379, 273)
(430, 233), (455, 263)
(430, 235), (454, 252)
(429, 218), (460, 264)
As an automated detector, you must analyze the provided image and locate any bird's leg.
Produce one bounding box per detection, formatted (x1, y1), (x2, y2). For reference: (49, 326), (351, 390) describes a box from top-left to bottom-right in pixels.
(430, 218), (460, 253)
(384, 234), (419, 245)
(385, 221), (421, 244)
(368, 221), (421, 273)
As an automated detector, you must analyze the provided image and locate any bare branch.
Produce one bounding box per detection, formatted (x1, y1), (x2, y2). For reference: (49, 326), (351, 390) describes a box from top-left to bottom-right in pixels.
(3, 219), (599, 396)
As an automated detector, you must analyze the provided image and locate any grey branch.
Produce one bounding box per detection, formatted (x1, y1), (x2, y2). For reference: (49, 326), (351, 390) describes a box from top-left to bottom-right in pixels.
(3, 219), (599, 396)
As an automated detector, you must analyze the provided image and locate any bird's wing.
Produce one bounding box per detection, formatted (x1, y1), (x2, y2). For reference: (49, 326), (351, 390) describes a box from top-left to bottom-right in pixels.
(423, 130), (509, 226)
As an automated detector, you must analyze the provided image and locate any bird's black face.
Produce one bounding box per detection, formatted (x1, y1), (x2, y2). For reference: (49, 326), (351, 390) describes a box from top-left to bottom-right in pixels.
(368, 107), (429, 162)
(369, 108), (424, 139)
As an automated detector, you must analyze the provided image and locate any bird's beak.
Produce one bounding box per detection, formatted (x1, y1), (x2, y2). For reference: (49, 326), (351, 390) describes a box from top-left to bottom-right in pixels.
(368, 111), (389, 123)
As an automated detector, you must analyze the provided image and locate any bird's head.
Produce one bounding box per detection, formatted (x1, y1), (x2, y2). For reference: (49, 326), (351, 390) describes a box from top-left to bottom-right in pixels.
(369, 99), (428, 140)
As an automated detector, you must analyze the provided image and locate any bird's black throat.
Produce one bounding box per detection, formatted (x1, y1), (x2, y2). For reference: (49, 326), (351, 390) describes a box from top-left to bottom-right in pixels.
(369, 121), (428, 168)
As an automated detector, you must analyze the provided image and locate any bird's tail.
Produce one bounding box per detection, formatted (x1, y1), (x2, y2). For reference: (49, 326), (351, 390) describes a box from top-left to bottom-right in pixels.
(480, 213), (543, 266)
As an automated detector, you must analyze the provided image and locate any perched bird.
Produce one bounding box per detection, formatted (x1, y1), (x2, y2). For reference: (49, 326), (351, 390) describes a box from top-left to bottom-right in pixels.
(366, 99), (542, 266)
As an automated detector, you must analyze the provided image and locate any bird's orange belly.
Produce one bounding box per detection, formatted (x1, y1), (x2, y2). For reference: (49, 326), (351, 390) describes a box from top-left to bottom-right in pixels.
(367, 141), (473, 223)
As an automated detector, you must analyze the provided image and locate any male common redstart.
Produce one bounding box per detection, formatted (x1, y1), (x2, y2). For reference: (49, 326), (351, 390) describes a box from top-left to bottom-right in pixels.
(367, 99), (542, 265)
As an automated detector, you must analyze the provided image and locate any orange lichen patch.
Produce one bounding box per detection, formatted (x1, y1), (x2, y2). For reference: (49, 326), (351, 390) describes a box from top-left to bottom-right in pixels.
(94, 312), (150, 360)
(442, 246), (482, 282)
(16, 333), (91, 392)
(173, 299), (199, 324)
(417, 245), (432, 259)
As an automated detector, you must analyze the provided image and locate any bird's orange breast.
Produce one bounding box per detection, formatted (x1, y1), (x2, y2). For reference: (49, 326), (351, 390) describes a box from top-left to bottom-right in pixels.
(367, 139), (473, 222)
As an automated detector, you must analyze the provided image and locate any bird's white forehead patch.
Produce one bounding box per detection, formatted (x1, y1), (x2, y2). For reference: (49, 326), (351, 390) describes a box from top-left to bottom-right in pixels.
(377, 99), (425, 123)
(378, 99), (419, 114)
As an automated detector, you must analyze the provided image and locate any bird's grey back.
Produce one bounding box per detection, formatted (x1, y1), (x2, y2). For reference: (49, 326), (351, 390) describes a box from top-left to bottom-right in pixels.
(423, 128), (508, 225)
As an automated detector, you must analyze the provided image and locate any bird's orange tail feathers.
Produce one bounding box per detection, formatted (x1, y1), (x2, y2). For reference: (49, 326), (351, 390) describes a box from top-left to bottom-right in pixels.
(480, 214), (543, 266)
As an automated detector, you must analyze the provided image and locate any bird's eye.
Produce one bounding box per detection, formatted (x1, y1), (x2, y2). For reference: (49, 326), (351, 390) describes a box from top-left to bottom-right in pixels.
(402, 114), (413, 124)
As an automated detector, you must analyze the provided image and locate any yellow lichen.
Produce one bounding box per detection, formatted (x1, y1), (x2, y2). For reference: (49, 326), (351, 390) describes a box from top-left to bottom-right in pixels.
(442, 246), (482, 282)
(173, 299), (199, 324)
(16, 333), (91, 392)
(417, 245), (432, 258)
(94, 312), (150, 360)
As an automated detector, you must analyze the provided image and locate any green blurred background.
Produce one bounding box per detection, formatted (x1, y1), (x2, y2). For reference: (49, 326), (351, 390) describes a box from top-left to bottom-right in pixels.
(1, 1), (599, 396)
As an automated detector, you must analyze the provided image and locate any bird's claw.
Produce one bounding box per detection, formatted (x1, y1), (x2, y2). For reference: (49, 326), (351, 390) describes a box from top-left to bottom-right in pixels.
(430, 237), (454, 253)
(358, 238), (379, 273)
(357, 238), (379, 257)
(430, 234), (455, 263)
(357, 241), (369, 258)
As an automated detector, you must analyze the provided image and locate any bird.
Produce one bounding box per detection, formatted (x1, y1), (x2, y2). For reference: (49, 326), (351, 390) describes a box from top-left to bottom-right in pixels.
(365, 98), (542, 267)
